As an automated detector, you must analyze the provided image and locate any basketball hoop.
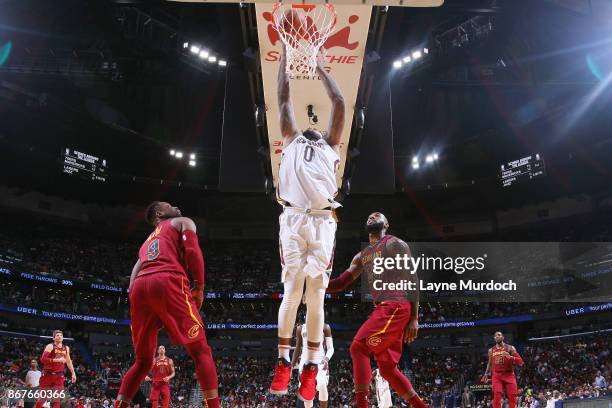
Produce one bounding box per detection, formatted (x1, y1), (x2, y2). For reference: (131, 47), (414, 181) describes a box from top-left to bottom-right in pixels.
(272, 2), (337, 76)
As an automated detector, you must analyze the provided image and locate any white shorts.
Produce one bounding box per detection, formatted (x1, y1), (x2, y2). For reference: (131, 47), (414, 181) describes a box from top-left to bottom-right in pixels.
(279, 207), (336, 285)
(299, 361), (330, 389)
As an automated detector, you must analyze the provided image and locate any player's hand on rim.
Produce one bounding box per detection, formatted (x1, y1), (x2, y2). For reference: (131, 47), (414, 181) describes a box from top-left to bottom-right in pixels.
(403, 319), (419, 343)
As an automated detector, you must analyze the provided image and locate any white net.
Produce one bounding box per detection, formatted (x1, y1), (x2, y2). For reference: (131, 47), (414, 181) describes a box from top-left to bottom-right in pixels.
(272, 3), (337, 76)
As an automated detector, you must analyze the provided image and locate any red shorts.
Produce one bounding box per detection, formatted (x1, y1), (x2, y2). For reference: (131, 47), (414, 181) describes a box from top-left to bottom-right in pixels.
(492, 373), (517, 396)
(150, 381), (171, 402)
(129, 272), (207, 356)
(354, 301), (411, 364)
(39, 373), (64, 389)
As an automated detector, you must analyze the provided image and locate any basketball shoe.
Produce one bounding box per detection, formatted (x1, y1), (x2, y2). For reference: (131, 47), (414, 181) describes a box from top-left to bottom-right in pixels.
(269, 358), (292, 395)
(298, 363), (318, 401)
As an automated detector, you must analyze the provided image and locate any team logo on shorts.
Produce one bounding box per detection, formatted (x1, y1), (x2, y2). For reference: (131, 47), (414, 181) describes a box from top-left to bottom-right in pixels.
(367, 335), (382, 347)
(187, 324), (200, 339)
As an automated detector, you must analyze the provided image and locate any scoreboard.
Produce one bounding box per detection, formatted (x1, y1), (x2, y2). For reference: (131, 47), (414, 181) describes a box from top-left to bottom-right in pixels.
(62, 148), (107, 182)
(500, 154), (545, 187)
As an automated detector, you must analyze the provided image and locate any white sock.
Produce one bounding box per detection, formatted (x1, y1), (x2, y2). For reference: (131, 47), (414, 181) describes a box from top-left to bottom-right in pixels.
(306, 346), (321, 365)
(278, 345), (290, 361)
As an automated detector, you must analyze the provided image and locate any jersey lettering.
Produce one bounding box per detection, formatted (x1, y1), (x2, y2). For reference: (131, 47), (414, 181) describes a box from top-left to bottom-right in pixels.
(147, 239), (160, 260)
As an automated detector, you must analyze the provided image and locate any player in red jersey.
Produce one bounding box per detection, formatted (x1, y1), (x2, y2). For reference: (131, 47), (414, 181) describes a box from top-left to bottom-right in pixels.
(326, 213), (428, 408)
(481, 331), (524, 408)
(145, 346), (175, 408)
(114, 201), (220, 408)
(34, 330), (76, 408)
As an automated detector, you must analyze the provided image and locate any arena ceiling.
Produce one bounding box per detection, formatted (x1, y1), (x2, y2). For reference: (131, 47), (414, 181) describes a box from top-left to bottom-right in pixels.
(1, 0), (612, 214)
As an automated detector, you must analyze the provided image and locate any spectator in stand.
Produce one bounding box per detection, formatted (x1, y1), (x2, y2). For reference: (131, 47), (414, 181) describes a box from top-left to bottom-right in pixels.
(462, 386), (475, 408)
(595, 370), (607, 389)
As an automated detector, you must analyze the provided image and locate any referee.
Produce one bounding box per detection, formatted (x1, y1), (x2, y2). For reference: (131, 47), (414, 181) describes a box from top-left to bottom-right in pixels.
(24, 359), (41, 408)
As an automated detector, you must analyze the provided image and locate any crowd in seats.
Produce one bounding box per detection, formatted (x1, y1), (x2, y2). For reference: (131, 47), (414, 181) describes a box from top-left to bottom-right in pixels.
(2, 333), (610, 407)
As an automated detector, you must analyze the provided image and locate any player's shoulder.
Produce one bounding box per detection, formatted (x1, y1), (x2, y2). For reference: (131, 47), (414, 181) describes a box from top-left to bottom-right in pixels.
(45, 343), (54, 351)
(385, 236), (410, 252)
(170, 216), (197, 232)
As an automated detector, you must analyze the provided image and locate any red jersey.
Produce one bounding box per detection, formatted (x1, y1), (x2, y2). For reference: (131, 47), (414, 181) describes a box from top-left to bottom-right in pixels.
(490, 344), (521, 374)
(43, 344), (67, 373)
(137, 219), (187, 278)
(362, 235), (410, 303)
(152, 357), (172, 382)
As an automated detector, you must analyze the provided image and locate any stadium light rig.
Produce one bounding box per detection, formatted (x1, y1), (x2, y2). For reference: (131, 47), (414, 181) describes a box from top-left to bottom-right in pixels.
(393, 46), (430, 69)
(170, 149), (198, 167)
(411, 152), (439, 170)
(185, 41), (227, 69)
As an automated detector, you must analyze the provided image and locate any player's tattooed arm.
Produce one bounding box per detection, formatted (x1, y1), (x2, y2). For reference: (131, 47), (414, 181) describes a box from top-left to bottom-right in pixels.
(326, 252), (363, 293)
(291, 325), (302, 368)
(128, 259), (142, 293)
(66, 346), (77, 383)
(482, 349), (492, 382)
(316, 55), (345, 149)
(278, 45), (299, 145)
(387, 237), (419, 301)
(387, 238), (420, 343)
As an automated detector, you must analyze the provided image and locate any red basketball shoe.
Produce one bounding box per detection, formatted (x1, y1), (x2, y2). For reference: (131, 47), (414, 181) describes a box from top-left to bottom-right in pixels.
(269, 358), (292, 395)
(298, 363), (318, 401)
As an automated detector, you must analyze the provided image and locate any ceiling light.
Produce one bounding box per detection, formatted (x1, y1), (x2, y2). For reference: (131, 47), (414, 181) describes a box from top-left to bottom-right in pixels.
(190, 45), (200, 54)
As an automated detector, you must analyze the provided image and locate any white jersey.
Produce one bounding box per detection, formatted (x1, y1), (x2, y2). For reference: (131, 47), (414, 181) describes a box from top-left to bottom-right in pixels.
(277, 134), (340, 210)
(374, 369), (392, 408)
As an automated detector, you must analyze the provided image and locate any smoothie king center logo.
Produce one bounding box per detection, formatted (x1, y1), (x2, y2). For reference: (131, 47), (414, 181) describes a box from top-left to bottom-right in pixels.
(261, 11), (361, 65)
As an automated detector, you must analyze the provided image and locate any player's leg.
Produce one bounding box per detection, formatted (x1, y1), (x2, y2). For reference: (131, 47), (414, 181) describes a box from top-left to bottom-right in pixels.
(277, 213), (308, 360)
(349, 338), (373, 408)
(49, 374), (63, 408)
(298, 275), (327, 401)
(156, 274), (220, 408)
(366, 303), (428, 408)
(317, 367), (329, 408)
(377, 362), (427, 408)
(504, 377), (518, 408)
(161, 384), (170, 408)
(149, 384), (160, 408)
(115, 277), (159, 408)
(184, 338), (219, 408)
(34, 374), (51, 408)
(491, 376), (503, 408)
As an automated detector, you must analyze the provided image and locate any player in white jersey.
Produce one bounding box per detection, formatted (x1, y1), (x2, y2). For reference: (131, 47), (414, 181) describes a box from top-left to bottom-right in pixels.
(373, 368), (393, 408)
(292, 323), (334, 408)
(270, 45), (346, 403)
